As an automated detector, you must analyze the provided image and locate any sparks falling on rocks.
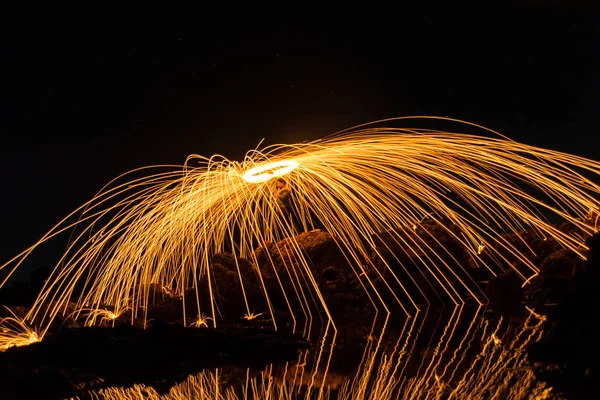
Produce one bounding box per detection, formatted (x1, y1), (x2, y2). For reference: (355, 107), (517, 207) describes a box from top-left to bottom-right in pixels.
(1, 116), (599, 347)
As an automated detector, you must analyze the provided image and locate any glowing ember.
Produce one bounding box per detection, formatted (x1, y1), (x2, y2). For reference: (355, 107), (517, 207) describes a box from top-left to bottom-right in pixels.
(243, 160), (299, 183)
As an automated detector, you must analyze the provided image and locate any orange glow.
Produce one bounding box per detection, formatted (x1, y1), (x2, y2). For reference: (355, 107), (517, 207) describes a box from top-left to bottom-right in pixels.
(0, 307), (40, 350)
(243, 159), (299, 183)
(0, 116), (598, 349)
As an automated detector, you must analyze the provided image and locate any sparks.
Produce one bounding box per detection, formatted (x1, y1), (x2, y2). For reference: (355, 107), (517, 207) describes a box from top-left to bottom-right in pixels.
(243, 159), (300, 183)
(0, 116), (598, 348)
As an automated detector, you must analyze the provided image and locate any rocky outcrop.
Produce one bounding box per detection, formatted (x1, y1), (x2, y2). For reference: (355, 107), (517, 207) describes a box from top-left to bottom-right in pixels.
(253, 229), (372, 319)
(527, 233), (600, 398)
(0, 323), (309, 400)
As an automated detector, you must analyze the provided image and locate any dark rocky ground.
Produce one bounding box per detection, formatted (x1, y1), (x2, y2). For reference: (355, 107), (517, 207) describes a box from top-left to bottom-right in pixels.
(485, 226), (600, 399)
(523, 233), (600, 400)
(0, 229), (373, 399)
(0, 320), (309, 400)
(0, 221), (598, 399)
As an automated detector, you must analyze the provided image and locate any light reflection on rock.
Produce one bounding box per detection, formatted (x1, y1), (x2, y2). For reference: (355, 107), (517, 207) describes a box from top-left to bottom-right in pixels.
(83, 306), (557, 400)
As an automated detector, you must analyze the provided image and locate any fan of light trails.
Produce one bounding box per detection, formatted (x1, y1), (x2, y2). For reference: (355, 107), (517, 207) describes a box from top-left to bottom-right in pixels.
(1, 116), (599, 344)
(0, 307), (40, 350)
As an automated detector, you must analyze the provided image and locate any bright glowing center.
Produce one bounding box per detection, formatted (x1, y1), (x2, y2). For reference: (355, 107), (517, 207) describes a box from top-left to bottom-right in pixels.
(243, 160), (299, 183)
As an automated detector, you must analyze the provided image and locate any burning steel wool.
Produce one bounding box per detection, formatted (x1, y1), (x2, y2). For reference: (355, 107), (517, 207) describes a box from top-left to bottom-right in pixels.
(0, 117), (599, 349)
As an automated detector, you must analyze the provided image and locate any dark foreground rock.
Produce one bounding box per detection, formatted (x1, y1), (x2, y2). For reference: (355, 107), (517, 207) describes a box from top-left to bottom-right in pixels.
(0, 322), (309, 400)
(527, 233), (600, 399)
(253, 229), (374, 318)
(1, 222), (598, 398)
(480, 226), (600, 398)
(485, 224), (589, 317)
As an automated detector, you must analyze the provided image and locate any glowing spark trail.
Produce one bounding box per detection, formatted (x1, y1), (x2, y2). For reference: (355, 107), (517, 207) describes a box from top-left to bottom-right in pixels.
(243, 160), (300, 183)
(0, 307), (40, 350)
(0, 116), (598, 346)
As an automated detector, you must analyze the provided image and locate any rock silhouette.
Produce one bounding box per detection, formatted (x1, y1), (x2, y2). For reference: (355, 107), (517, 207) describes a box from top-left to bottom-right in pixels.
(0, 221), (598, 398)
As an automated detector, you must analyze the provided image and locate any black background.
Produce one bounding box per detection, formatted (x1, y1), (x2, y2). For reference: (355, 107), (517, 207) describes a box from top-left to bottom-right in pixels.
(1, 4), (599, 280)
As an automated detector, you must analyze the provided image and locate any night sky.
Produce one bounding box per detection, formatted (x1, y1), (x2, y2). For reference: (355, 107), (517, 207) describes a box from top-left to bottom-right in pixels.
(1, 4), (599, 281)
